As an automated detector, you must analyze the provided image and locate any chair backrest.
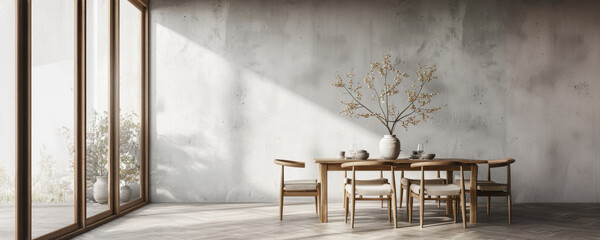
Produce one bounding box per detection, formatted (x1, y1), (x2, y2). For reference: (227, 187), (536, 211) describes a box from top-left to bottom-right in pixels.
(411, 161), (465, 194)
(274, 159), (305, 168)
(340, 160), (395, 168)
(487, 158), (515, 168)
(274, 159), (306, 190)
(486, 158), (515, 185)
(342, 160), (398, 193)
(345, 178), (388, 185)
(409, 161), (462, 168)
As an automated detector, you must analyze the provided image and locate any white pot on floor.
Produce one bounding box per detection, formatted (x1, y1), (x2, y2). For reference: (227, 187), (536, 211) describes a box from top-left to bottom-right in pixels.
(120, 185), (132, 203)
(93, 176), (109, 204)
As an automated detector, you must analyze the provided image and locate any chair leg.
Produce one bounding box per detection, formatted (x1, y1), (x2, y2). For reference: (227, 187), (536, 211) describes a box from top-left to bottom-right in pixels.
(315, 196), (318, 215)
(343, 172), (347, 208)
(344, 193), (349, 223)
(398, 185), (404, 209)
(408, 195), (413, 223)
(437, 198), (440, 208)
(453, 197), (457, 223)
(406, 189), (410, 216)
(380, 171), (384, 208)
(419, 195), (424, 228)
(351, 194), (356, 228)
(387, 198), (391, 222)
(461, 192), (467, 228)
(508, 194), (512, 224)
(392, 192), (398, 228)
(318, 186), (321, 216)
(487, 196), (491, 215)
(279, 192), (284, 221)
(343, 187), (347, 209)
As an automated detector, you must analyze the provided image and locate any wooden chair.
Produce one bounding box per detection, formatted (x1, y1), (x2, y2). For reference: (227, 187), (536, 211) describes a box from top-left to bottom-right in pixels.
(343, 170), (387, 209)
(399, 170), (446, 210)
(274, 159), (320, 221)
(408, 161), (467, 228)
(341, 161), (398, 228)
(456, 158), (515, 224)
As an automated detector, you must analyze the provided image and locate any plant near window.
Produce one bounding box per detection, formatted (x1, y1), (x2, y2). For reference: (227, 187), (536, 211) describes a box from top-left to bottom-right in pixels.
(118, 111), (141, 202)
(61, 110), (140, 202)
(332, 53), (444, 159)
(0, 166), (14, 203)
(86, 111), (110, 185)
(119, 111), (141, 188)
(32, 147), (74, 203)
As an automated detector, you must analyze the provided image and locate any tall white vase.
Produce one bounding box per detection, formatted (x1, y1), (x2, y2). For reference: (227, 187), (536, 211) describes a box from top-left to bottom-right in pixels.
(93, 176), (109, 204)
(379, 135), (400, 159)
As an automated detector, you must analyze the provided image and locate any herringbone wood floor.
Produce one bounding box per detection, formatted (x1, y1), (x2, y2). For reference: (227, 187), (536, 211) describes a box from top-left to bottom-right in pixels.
(72, 202), (600, 239)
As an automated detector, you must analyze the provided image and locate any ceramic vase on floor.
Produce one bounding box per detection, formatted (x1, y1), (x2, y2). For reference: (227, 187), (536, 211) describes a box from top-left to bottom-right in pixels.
(379, 135), (400, 159)
(120, 186), (132, 202)
(93, 176), (109, 204)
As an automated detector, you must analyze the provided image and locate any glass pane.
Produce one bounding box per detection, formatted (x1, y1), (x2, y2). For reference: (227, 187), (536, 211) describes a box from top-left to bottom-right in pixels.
(0, 0), (16, 237)
(119, 0), (142, 205)
(31, 0), (76, 237)
(86, 0), (111, 218)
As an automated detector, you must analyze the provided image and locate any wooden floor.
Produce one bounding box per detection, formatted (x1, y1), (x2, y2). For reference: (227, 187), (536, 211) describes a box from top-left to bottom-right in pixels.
(74, 202), (600, 239)
(0, 203), (108, 238)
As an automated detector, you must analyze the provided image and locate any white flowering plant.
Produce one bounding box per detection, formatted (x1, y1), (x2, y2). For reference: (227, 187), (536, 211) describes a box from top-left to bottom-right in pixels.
(332, 53), (444, 135)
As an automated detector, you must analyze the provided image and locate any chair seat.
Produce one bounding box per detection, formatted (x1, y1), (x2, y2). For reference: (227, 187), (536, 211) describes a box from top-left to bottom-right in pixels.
(345, 178), (388, 185)
(284, 179), (317, 185)
(401, 177), (446, 186)
(284, 179), (318, 191)
(410, 183), (460, 196)
(345, 183), (392, 196)
(455, 179), (508, 191)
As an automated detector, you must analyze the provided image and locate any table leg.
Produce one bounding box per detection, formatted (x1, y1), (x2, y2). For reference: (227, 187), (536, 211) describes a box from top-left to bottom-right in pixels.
(319, 163), (328, 223)
(470, 164), (478, 223)
(446, 170), (453, 215)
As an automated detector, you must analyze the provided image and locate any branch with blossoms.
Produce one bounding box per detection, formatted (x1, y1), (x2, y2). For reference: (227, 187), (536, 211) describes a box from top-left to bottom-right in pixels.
(332, 53), (445, 135)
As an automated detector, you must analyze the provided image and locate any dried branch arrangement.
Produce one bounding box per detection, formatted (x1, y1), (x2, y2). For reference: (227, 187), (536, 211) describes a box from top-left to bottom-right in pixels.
(332, 53), (444, 135)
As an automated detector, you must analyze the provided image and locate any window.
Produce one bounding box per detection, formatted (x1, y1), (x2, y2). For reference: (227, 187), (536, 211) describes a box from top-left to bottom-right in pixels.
(119, 0), (143, 206)
(8, 0), (149, 238)
(31, 0), (76, 237)
(0, 0), (16, 237)
(86, 0), (112, 220)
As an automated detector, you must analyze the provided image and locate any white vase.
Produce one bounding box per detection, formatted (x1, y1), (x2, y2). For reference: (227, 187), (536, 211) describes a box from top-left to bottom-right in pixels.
(379, 135), (401, 159)
(93, 176), (109, 204)
(120, 185), (132, 203)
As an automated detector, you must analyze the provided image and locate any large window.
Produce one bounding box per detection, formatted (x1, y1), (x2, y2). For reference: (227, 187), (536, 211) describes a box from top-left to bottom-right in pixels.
(119, 0), (143, 206)
(0, 0), (16, 237)
(6, 0), (149, 239)
(31, 0), (76, 237)
(86, 0), (111, 220)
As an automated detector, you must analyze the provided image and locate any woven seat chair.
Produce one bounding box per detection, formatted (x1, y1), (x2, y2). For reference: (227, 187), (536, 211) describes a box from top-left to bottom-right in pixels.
(456, 158), (515, 224)
(342, 161), (401, 228)
(408, 161), (467, 228)
(274, 159), (320, 221)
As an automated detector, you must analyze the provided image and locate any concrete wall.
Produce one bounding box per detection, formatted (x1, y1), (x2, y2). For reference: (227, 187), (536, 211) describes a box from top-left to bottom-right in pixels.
(149, 0), (600, 203)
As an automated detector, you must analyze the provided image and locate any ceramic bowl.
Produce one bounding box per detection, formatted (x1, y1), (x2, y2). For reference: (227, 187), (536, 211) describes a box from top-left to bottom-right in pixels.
(421, 153), (436, 159)
(356, 151), (369, 160)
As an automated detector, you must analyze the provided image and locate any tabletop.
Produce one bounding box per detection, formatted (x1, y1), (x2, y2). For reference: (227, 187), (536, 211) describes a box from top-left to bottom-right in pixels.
(314, 158), (488, 164)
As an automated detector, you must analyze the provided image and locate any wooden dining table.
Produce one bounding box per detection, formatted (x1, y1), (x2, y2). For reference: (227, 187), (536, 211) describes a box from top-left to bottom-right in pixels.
(313, 158), (488, 223)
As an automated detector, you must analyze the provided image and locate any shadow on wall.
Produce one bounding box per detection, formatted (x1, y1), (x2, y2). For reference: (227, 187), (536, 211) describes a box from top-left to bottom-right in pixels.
(150, 0), (600, 203)
(149, 15), (385, 202)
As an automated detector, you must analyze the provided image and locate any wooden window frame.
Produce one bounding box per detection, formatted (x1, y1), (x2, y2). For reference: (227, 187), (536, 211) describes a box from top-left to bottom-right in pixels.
(14, 0), (150, 239)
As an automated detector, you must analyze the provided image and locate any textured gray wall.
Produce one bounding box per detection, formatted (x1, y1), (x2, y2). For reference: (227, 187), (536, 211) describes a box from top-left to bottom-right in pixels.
(150, 0), (600, 203)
